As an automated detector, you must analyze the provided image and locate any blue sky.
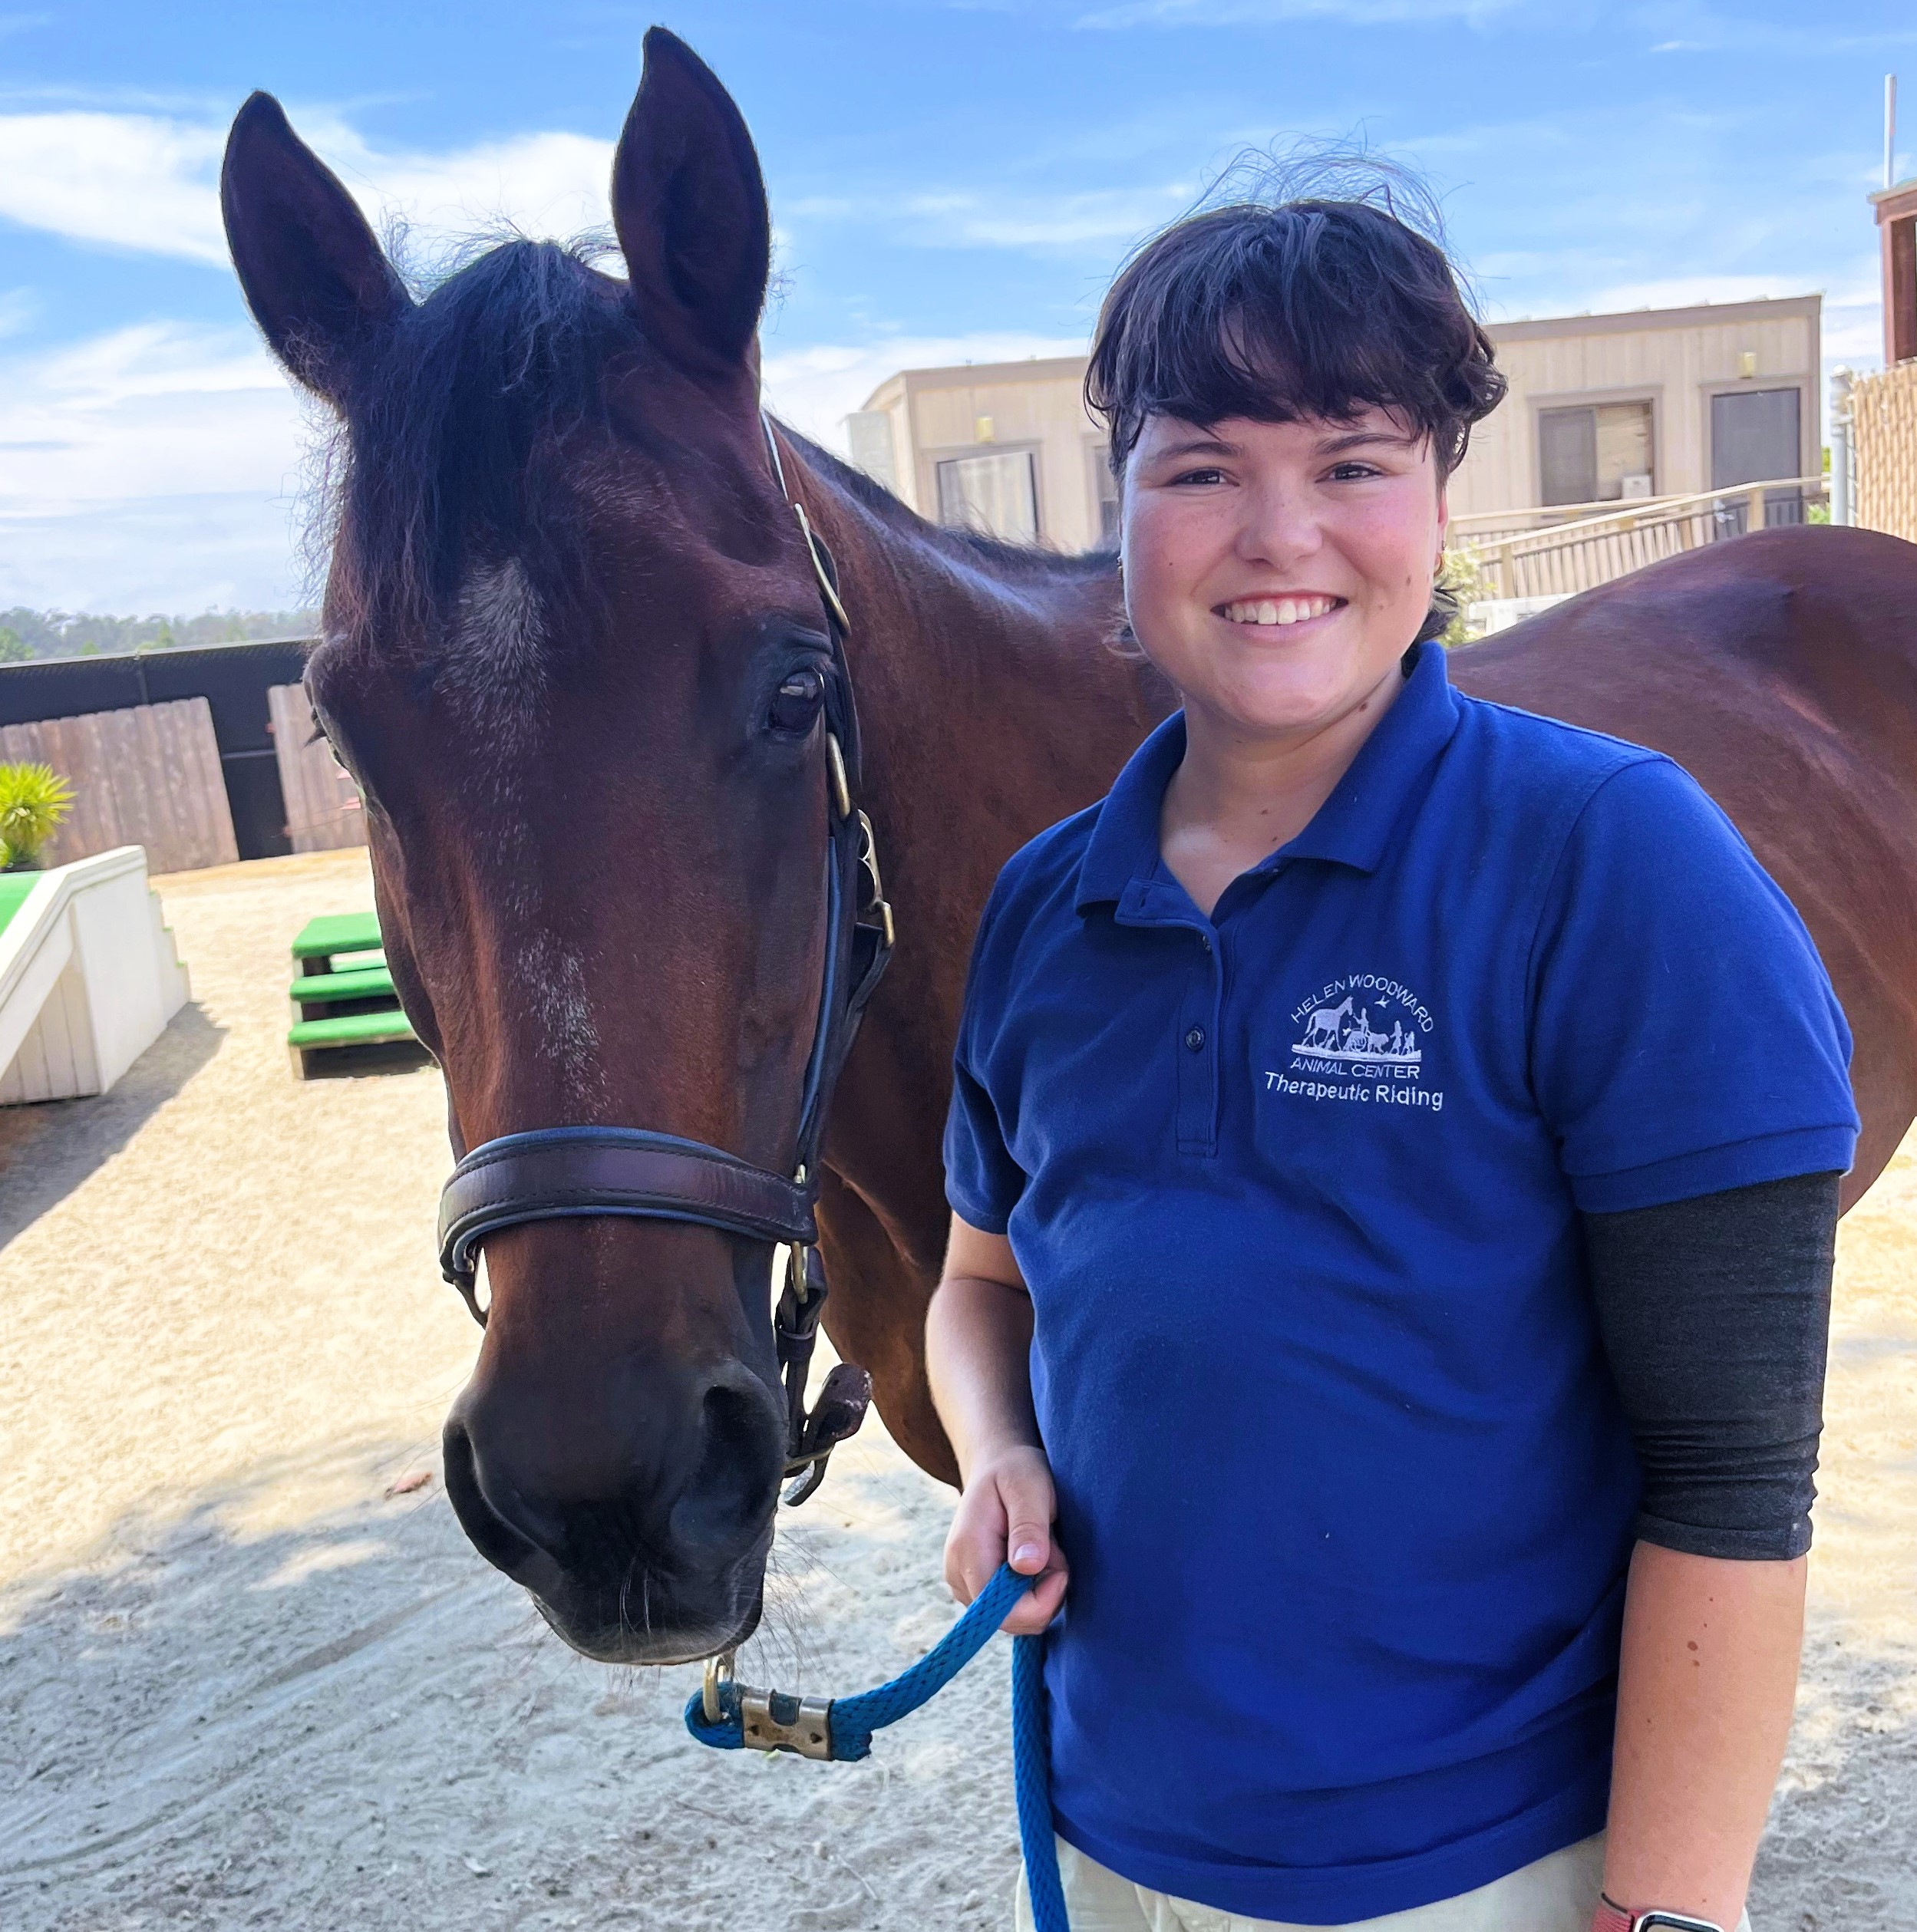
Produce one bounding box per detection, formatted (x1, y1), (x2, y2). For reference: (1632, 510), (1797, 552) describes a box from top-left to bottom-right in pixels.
(0, 0), (1909, 612)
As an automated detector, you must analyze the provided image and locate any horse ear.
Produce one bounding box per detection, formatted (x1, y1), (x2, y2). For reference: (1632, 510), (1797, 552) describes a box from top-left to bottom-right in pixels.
(221, 91), (411, 404)
(611, 28), (770, 377)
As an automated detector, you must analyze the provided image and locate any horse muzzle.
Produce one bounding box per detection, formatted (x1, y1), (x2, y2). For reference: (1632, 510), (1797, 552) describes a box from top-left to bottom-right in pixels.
(440, 1359), (784, 1664)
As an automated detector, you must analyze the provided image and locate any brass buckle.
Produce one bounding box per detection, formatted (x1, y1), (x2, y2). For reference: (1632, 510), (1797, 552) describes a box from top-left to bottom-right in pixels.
(701, 1649), (735, 1726)
(738, 1685), (835, 1759)
(855, 809), (896, 949)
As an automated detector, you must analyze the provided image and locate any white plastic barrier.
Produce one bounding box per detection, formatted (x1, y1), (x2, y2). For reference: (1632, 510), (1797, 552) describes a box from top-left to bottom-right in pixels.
(1465, 594), (1573, 637)
(0, 846), (191, 1105)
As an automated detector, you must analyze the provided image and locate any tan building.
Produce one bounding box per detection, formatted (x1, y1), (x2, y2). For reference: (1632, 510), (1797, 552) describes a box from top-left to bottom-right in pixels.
(1450, 295), (1821, 519)
(848, 356), (1115, 553)
(847, 294), (1822, 547)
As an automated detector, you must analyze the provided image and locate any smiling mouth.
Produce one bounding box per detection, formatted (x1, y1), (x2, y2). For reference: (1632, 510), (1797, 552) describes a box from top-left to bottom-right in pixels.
(1217, 595), (1345, 628)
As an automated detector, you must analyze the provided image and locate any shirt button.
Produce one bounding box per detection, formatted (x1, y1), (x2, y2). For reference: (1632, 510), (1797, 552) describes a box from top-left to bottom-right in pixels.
(1184, 1027), (1206, 1051)
(1199, 933), (1213, 951)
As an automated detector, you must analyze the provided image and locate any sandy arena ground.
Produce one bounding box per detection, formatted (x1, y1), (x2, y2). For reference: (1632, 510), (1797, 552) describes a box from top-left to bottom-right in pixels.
(0, 849), (1911, 1930)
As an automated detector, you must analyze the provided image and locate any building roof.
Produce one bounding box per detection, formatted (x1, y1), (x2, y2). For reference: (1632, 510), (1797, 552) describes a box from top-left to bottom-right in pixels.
(1487, 293), (1820, 343)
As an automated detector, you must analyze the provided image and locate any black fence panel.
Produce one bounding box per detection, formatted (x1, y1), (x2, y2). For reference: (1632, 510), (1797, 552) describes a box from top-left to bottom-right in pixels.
(0, 637), (316, 861)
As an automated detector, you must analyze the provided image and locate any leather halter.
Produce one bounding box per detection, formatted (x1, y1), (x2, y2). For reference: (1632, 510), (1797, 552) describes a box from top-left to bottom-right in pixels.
(434, 415), (896, 1504)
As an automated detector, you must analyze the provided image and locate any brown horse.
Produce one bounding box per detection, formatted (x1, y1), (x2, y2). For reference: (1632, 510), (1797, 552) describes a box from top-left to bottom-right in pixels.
(220, 28), (1917, 1667)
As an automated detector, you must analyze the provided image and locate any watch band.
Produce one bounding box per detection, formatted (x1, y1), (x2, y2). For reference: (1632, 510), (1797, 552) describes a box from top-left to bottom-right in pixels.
(1594, 1897), (1724, 1932)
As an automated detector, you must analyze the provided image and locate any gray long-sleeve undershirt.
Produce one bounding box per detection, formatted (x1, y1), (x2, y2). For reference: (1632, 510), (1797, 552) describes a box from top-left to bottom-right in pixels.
(1582, 1171), (1839, 1562)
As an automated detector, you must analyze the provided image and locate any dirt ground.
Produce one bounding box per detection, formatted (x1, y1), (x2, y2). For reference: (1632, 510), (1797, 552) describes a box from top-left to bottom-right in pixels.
(0, 849), (1911, 1930)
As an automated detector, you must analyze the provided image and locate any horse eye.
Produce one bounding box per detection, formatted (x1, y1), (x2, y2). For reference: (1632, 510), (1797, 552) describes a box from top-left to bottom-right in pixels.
(768, 666), (826, 735)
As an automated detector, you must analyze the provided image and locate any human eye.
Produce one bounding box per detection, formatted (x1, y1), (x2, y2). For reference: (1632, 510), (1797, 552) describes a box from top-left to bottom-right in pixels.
(1169, 465), (1228, 486)
(1325, 460), (1384, 483)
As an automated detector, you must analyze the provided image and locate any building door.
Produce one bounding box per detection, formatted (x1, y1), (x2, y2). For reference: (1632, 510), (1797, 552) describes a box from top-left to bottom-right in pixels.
(1711, 387), (1803, 526)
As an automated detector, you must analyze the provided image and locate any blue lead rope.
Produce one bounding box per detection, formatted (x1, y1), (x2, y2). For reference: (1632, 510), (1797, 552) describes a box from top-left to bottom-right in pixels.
(684, 1563), (1066, 1930)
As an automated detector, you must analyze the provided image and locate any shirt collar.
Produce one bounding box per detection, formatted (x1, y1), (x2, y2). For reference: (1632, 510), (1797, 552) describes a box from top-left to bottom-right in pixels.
(1075, 641), (1462, 915)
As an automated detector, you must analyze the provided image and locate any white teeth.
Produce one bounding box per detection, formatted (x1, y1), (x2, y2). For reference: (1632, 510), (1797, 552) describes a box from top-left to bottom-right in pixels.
(1222, 595), (1336, 625)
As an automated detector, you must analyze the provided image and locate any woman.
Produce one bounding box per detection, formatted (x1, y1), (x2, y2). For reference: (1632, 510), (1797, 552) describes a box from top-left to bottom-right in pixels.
(926, 191), (1856, 1932)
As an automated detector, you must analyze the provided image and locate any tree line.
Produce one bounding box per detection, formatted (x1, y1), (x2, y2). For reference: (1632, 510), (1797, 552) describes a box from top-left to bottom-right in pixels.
(0, 608), (319, 664)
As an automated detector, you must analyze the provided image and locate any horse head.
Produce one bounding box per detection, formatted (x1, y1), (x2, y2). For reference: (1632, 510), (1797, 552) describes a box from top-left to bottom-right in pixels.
(222, 30), (845, 1663)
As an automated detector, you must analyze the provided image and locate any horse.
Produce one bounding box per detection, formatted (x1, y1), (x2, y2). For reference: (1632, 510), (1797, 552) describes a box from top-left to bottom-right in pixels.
(1301, 998), (1354, 1049)
(219, 28), (1917, 1669)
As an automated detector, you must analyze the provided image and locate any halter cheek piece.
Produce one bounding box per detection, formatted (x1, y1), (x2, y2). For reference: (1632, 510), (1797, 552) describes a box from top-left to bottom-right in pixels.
(434, 415), (896, 1507)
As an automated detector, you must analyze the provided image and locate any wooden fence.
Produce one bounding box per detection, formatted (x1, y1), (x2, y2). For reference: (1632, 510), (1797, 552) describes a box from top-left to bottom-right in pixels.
(266, 683), (366, 853)
(0, 699), (237, 875)
(1850, 360), (1917, 545)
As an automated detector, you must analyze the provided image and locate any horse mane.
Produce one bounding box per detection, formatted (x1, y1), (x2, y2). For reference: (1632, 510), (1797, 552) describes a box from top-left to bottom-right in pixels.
(326, 232), (1111, 641)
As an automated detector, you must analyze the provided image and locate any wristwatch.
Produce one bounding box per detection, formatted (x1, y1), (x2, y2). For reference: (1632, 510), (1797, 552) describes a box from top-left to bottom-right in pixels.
(1592, 1895), (1724, 1932)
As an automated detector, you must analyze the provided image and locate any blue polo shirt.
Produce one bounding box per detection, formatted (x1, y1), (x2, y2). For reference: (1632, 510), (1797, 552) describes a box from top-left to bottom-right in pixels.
(943, 642), (1856, 1924)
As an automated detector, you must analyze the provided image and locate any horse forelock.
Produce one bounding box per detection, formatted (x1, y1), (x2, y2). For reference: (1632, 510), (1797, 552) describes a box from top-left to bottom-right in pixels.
(333, 236), (638, 647)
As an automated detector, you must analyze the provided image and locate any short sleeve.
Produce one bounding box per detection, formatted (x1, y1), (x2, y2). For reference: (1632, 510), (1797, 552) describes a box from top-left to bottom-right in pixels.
(942, 886), (1028, 1235)
(1528, 757), (1858, 1213)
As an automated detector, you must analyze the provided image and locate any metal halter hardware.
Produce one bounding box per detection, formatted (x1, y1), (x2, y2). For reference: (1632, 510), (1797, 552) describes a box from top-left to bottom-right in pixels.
(434, 414), (896, 1505)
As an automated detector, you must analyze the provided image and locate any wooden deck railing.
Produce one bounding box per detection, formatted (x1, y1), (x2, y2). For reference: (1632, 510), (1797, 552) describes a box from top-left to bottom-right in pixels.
(1457, 477), (1826, 602)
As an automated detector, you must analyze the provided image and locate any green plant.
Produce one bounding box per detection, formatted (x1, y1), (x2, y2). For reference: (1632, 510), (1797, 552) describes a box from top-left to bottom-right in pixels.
(0, 627), (30, 664)
(1435, 542), (1496, 648)
(0, 763), (76, 871)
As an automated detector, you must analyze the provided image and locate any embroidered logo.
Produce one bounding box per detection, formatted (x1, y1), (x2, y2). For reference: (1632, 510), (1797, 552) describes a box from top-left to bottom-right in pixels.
(1264, 974), (1445, 1113)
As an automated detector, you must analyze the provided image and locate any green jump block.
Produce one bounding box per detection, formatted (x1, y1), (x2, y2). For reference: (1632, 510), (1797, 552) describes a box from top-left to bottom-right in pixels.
(288, 965), (397, 1004)
(292, 911), (384, 961)
(288, 1009), (417, 1049)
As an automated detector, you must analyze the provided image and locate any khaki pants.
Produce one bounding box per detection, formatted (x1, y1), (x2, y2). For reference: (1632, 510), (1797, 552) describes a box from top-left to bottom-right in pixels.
(1015, 1833), (1755, 1932)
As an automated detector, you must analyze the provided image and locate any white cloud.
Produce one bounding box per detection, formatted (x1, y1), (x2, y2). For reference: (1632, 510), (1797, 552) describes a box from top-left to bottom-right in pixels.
(0, 322), (309, 610)
(896, 184), (1190, 251)
(0, 105), (616, 268)
(0, 318), (1097, 610)
(0, 113), (230, 262)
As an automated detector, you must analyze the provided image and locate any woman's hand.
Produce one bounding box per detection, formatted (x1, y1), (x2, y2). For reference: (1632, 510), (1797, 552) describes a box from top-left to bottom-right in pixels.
(944, 1443), (1069, 1636)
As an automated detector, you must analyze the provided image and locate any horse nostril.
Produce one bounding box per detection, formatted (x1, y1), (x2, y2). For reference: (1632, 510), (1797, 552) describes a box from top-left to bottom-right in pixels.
(668, 1375), (784, 1556)
(442, 1417), (548, 1571)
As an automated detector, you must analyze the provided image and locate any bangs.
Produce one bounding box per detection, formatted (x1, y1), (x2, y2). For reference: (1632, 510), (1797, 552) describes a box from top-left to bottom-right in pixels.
(1087, 196), (1505, 480)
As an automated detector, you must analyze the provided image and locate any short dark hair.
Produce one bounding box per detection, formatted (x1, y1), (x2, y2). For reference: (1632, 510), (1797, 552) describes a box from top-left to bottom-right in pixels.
(1086, 193), (1505, 482)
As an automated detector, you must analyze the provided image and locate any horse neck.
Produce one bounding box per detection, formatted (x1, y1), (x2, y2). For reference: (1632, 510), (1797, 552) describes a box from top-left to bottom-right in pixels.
(786, 441), (1160, 843)
(782, 440), (1166, 1264)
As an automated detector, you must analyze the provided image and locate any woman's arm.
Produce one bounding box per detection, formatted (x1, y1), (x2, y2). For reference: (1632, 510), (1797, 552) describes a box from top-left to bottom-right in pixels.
(926, 1212), (1068, 1635)
(1584, 1172), (1839, 1927)
(1605, 1544), (1804, 1926)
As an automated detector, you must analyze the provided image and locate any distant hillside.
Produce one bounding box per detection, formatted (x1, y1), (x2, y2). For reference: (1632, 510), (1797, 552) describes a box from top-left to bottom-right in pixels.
(0, 609), (319, 664)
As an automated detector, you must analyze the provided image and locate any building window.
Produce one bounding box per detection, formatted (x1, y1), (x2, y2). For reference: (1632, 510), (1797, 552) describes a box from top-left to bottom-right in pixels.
(1093, 446), (1120, 543)
(1538, 400), (1655, 506)
(844, 410), (898, 493)
(935, 450), (1039, 544)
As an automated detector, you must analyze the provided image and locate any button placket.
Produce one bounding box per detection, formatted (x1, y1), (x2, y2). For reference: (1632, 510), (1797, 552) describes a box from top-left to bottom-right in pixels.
(1175, 924), (1222, 1156)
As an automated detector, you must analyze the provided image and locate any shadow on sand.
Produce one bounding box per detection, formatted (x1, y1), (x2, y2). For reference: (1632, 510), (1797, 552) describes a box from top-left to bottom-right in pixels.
(0, 1004), (226, 1253)
(0, 1433), (1015, 1932)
